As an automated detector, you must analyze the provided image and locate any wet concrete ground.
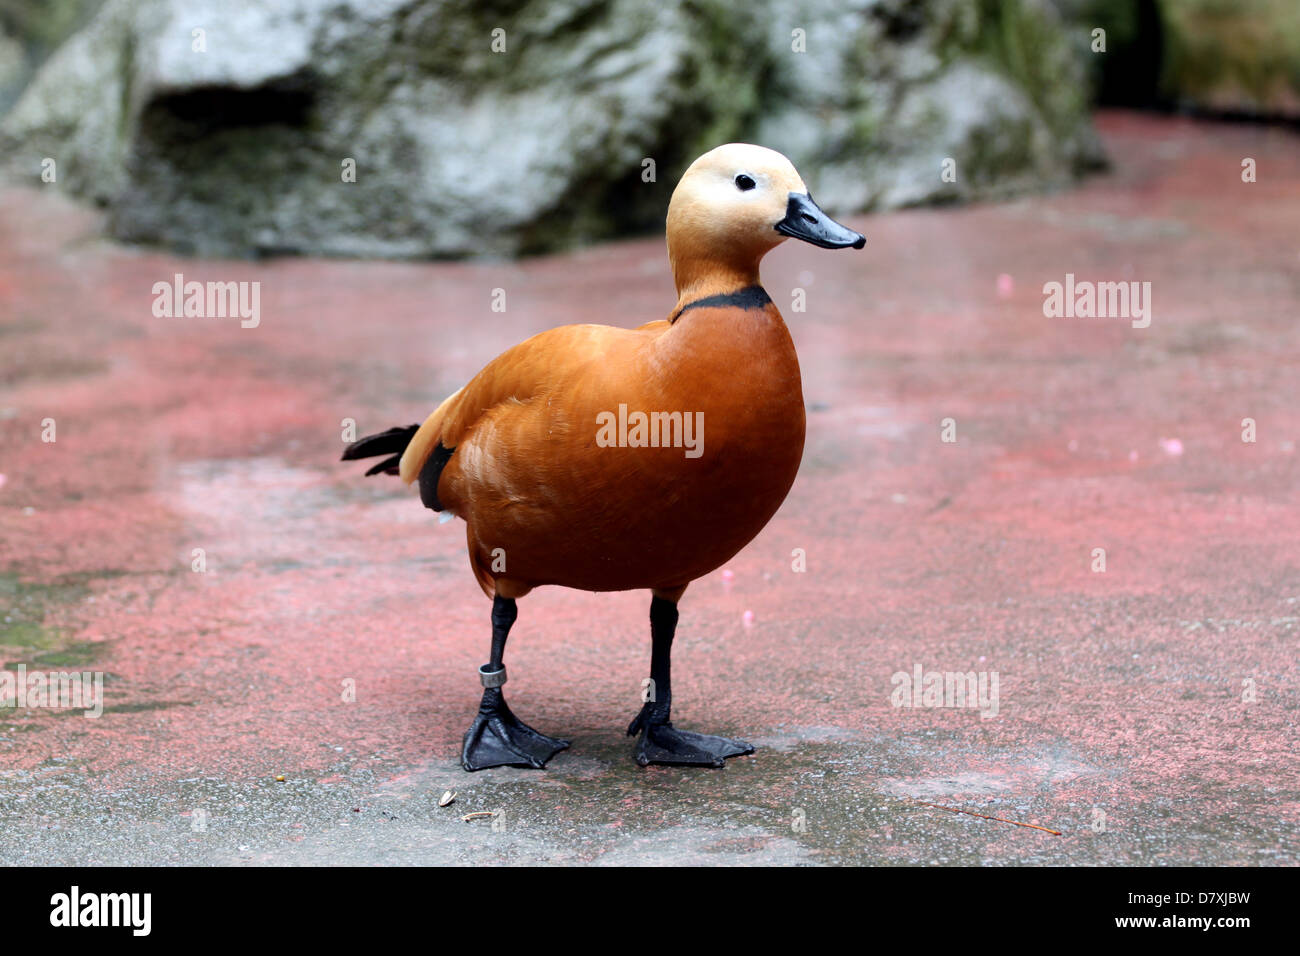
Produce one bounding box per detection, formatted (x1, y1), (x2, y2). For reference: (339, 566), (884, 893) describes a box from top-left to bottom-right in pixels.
(1, 111), (1297, 865)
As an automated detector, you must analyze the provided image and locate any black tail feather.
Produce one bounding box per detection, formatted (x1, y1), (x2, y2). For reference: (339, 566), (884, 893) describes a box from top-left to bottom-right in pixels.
(363, 454), (402, 476)
(341, 424), (419, 476)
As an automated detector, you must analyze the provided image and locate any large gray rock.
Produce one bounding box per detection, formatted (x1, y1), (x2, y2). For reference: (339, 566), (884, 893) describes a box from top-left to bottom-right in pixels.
(0, 29), (23, 110)
(0, 0), (106, 115)
(0, 0), (1103, 259)
(753, 0), (1102, 211)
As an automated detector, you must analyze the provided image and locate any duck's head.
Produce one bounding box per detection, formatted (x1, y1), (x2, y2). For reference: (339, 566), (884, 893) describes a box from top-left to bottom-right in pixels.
(666, 143), (864, 300)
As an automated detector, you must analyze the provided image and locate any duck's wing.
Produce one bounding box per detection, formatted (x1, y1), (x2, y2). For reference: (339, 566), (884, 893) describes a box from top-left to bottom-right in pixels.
(397, 323), (631, 486)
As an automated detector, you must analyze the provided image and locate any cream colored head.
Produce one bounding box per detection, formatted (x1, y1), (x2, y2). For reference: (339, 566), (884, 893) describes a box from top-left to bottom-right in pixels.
(666, 143), (864, 302)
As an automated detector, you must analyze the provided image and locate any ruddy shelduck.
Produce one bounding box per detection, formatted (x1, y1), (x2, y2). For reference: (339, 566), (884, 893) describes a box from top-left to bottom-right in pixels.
(344, 144), (864, 770)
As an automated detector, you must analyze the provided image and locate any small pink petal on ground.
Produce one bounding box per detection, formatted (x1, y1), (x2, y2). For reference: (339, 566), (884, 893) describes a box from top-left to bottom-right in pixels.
(1129, 450), (1139, 462)
(1159, 437), (1184, 456)
(721, 569), (734, 581)
(996, 273), (1014, 298)
(742, 610), (754, 627)
(0, 474), (6, 489)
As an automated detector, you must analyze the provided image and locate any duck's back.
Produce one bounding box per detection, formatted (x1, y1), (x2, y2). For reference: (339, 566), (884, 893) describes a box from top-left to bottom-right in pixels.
(430, 292), (806, 595)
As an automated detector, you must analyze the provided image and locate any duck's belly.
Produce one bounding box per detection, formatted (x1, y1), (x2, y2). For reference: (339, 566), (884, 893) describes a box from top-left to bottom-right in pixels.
(461, 394), (806, 593)
(574, 437), (804, 591)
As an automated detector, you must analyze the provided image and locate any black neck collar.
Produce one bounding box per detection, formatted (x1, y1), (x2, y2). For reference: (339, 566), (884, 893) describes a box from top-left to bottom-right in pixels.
(670, 285), (772, 323)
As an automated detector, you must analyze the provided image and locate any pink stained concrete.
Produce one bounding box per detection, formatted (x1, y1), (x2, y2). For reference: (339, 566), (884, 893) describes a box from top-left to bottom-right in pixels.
(0, 111), (1297, 863)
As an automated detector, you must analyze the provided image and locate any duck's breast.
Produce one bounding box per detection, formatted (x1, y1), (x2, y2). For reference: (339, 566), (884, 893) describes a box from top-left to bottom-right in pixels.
(631, 299), (806, 581)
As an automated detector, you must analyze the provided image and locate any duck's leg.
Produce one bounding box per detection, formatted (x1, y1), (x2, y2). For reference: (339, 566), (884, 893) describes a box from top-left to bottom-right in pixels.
(461, 595), (570, 771)
(627, 590), (754, 768)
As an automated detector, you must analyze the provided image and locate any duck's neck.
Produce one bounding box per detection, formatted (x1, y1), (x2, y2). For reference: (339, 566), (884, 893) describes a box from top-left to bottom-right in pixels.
(670, 256), (762, 316)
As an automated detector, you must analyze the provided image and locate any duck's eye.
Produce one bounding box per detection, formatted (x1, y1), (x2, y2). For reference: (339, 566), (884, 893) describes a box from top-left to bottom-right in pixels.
(734, 174), (756, 192)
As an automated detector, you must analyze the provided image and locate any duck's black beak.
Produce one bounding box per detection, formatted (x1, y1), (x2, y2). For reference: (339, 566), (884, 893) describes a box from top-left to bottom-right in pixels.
(775, 192), (865, 250)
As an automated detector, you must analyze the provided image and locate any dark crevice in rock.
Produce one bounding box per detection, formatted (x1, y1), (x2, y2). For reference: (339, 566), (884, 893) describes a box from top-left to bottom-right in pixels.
(1091, 0), (1166, 109)
(143, 82), (317, 132)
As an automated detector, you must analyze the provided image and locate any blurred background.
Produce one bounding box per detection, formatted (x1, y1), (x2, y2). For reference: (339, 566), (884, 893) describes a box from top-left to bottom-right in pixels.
(1, 0), (1298, 258)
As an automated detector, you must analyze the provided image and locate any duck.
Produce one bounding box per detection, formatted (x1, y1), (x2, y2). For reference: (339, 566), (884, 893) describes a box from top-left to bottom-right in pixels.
(343, 144), (865, 771)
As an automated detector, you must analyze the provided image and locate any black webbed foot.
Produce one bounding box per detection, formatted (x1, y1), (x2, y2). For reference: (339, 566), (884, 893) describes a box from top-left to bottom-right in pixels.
(627, 706), (753, 768)
(462, 691), (569, 771)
